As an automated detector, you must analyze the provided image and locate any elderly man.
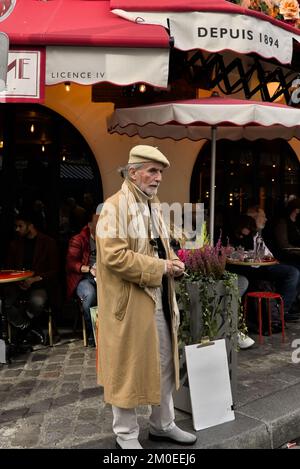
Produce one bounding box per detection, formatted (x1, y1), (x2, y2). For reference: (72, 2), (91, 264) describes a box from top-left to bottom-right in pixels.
(96, 145), (197, 449)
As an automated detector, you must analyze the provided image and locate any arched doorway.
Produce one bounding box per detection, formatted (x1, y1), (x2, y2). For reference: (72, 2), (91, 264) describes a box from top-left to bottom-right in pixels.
(0, 103), (103, 265)
(190, 139), (300, 238)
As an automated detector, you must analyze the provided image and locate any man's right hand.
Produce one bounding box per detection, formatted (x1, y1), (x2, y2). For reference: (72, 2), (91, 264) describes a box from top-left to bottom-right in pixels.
(165, 259), (185, 277)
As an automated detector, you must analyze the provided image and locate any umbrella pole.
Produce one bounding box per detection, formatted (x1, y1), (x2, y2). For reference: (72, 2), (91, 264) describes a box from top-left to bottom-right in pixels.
(209, 126), (217, 246)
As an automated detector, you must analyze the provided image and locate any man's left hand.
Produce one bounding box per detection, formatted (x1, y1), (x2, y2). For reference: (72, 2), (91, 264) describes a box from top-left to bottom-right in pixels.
(172, 260), (185, 277)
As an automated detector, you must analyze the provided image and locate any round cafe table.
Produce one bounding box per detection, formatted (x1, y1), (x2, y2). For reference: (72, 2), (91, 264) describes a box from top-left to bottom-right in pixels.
(0, 269), (34, 283)
(0, 270), (34, 363)
(226, 258), (279, 267)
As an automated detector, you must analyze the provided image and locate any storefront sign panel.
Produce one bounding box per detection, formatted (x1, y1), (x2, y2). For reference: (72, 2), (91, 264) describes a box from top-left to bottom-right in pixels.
(0, 49), (44, 102)
(46, 46), (169, 88)
(112, 9), (298, 65)
(170, 12), (294, 65)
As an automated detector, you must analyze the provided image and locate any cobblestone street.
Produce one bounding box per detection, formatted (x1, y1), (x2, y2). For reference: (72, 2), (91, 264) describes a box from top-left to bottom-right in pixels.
(1, 323), (300, 450)
(0, 335), (108, 449)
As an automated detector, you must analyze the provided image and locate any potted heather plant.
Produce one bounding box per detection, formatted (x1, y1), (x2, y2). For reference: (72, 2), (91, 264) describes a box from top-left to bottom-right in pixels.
(177, 237), (240, 344)
(173, 225), (242, 410)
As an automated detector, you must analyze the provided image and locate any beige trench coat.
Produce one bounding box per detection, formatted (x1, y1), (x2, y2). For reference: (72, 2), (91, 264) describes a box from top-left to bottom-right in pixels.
(96, 188), (180, 408)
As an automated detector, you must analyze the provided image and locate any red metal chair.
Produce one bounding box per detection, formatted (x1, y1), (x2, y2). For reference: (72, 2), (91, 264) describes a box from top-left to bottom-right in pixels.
(244, 292), (285, 344)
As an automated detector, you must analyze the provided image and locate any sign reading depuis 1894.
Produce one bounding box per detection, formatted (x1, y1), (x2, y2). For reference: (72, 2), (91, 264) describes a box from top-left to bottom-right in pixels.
(170, 12), (293, 64)
(112, 9), (300, 65)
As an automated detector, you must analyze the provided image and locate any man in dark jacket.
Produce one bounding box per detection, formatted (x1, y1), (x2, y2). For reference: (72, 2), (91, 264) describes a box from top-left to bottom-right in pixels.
(5, 210), (60, 344)
(66, 211), (100, 346)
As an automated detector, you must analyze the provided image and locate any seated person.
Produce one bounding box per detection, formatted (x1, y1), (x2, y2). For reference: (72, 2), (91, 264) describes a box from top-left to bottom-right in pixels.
(228, 214), (258, 251)
(227, 208), (300, 324)
(269, 198), (300, 266)
(66, 211), (100, 346)
(4, 210), (60, 344)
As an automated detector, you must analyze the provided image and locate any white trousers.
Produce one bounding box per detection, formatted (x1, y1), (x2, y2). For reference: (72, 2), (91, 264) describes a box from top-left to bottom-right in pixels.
(112, 299), (175, 441)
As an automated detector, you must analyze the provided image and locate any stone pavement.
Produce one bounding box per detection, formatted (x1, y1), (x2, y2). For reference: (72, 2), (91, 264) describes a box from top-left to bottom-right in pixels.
(1, 324), (300, 450)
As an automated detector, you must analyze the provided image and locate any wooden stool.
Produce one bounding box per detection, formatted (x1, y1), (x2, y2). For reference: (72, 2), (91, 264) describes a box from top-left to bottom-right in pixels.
(47, 306), (54, 347)
(72, 297), (88, 347)
(244, 292), (285, 344)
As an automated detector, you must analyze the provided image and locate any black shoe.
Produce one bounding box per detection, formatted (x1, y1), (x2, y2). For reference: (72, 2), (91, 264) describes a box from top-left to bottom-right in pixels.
(11, 320), (30, 331)
(262, 322), (283, 335)
(9, 340), (33, 354)
(26, 328), (46, 345)
(285, 313), (300, 323)
(88, 336), (96, 347)
(53, 333), (61, 344)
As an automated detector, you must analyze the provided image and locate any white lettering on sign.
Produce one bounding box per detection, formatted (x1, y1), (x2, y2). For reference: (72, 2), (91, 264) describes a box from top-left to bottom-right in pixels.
(0, 50), (42, 101)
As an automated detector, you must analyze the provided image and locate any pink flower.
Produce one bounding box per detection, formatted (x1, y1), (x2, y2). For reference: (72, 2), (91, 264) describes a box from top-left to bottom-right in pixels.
(178, 240), (227, 280)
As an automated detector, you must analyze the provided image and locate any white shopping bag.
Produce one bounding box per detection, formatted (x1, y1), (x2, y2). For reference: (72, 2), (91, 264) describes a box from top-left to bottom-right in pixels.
(185, 338), (235, 431)
(89, 306), (98, 343)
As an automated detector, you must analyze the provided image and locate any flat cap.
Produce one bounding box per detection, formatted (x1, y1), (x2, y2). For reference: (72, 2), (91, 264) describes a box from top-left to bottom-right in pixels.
(128, 145), (170, 168)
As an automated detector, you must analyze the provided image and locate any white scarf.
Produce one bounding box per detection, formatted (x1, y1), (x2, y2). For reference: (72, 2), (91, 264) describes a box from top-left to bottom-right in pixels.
(121, 180), (171, 304)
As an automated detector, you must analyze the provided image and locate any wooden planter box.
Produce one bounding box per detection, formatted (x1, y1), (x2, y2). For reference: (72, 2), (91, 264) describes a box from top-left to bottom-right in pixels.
(174, 278), (238, 413)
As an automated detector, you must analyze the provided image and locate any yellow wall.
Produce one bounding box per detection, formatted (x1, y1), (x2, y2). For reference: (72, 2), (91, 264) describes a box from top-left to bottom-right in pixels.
(45, 83), (300, 206)
(45, 84), (204, 204)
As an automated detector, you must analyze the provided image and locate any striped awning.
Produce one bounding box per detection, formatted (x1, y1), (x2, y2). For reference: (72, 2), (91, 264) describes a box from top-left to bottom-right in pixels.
(0, 0), (170, 102)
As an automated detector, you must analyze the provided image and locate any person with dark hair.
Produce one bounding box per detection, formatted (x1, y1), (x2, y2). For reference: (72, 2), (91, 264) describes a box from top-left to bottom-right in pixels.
(4, 210), (60, 345)
(83, 192), (96, 219)
(270, 198), (300, 264)
(66, 208), (101, 347)
(228, 208), (300, 324)
(32, 199), (47, 233)
(229, 214), (257, 250)
(66, 197), (88, 235)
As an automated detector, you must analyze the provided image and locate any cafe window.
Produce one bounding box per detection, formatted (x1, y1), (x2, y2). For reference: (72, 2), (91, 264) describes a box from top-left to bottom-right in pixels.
(190, 139), (300, 235)
(0, 103), (102, 264)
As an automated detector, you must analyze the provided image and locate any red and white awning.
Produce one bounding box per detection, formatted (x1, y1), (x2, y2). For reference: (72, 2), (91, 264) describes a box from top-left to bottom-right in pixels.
(45, 45), (169, 87)
(108, 95), (300, 240)
(0, 0), (170, 102)
(107, 97), (300, 141)
(111, 0), (300, 65)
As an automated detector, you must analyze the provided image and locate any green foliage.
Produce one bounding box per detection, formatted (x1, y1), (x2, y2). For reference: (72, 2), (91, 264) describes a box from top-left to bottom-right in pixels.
(177, 272), (247, 347)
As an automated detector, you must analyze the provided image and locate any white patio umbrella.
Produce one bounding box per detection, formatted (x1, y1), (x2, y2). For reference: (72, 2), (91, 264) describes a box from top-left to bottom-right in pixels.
(107, 96), (300, 244)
